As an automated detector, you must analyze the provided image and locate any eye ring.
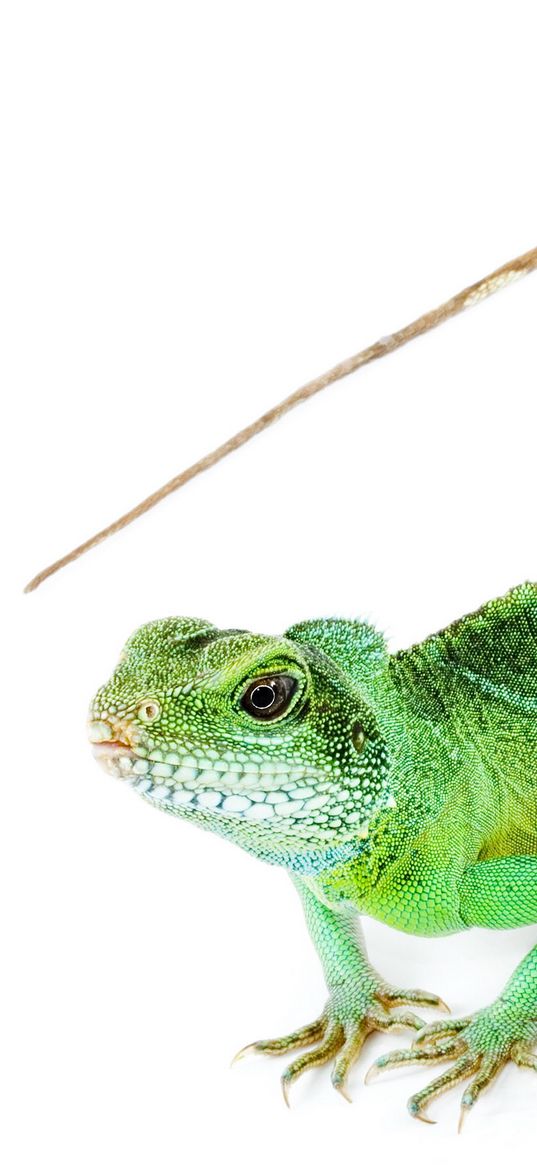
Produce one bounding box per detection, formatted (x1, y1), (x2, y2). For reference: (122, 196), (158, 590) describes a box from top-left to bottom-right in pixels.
(241, 675), (297, 721)
(137, 699), (161, 723)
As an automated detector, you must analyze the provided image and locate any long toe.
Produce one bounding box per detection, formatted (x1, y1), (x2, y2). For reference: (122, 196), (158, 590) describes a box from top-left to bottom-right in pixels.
(365, 1041), (462, 1084)
(458, 1053), (502, 1131)
(232, 1017), (326, 1063)
(330, 1027), (368, 1100)
(281, 1023), (345, 1104)
(407, 1053), (478, 1123)
(380, 987), (451, 1014)
(413, 1017), (470, 1047)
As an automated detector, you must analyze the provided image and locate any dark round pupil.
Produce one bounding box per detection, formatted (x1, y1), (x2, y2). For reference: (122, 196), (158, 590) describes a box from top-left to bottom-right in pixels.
(241, 674), (297, 720)
(251, 683), (276, 710)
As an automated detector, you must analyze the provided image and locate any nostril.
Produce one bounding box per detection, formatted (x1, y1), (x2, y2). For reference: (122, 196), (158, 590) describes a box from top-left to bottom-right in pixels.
(137, 699), (161, 723)
(87, 720), (114, 743)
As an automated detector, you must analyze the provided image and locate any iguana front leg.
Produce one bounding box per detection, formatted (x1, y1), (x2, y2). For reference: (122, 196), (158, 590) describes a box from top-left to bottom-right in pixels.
(234, 875), (448, 1103)
(368, 857), (537, 1126)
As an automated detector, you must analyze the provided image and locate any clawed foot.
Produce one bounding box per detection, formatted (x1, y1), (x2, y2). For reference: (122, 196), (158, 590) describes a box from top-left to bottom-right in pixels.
(232, 979), (449, 1104)
(367, 1002), (537, 1128)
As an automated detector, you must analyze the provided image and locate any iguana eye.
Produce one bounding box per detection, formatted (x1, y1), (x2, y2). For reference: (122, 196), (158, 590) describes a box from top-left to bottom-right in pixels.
(241, 675), (297, 720)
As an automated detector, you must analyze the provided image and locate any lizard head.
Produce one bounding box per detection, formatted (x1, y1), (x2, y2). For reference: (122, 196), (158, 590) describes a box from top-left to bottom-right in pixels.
(88, 617), (393, 869)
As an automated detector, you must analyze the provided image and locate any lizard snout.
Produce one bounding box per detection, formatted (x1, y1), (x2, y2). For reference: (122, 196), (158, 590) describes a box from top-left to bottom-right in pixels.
(87, 715), (142, 776)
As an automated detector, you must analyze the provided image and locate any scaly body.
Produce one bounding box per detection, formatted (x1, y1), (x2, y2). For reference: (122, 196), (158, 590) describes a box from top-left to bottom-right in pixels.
(89, 583), (537, 1126)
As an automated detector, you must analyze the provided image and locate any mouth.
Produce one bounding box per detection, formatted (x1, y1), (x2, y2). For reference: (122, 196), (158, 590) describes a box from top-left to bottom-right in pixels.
(92, 742), (134, 758)
(90, 741), (346, 828)
(91, 741), (137, 779)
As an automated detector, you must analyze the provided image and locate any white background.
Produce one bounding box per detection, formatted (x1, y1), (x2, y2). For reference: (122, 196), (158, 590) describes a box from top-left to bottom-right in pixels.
(2, 2), (537, 1162)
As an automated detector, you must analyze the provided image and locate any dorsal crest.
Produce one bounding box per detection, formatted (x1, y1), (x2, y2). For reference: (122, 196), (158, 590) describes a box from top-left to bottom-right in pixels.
(285, 618), (389, 688)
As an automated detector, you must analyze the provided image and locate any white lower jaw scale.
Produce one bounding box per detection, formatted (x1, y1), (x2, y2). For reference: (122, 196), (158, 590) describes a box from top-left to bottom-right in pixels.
(137, 777), (279, 820)
(97, 749), (367, 831)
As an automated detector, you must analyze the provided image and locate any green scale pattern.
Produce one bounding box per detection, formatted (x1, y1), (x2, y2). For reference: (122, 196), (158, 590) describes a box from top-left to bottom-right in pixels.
(89, 583), (537, 1126)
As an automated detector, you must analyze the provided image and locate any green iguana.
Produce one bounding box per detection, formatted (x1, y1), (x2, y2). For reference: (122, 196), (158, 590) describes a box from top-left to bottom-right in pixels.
(88, 582), (537, 1127)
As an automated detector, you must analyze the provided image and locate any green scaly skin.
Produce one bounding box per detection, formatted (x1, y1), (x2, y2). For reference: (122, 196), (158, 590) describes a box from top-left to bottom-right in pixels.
(89, 583), (537, 1127)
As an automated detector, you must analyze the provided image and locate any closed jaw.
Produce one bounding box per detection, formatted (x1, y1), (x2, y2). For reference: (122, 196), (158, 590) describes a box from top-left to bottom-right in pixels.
(90, 742), (366, 835)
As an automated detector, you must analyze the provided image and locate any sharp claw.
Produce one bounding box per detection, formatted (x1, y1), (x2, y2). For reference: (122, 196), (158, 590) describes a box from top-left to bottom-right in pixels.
(408, 1098), (436, 1124)
(332, 1079), (353, 1103)
(458, 1102), (472, 1134)
(436, 998), (451, 1015)
(413, 1110), (437, 1126)
(364, 1061), (382, 1084)
(281, 1074), (292, 1108)
(230, 1042), (257, 1067)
